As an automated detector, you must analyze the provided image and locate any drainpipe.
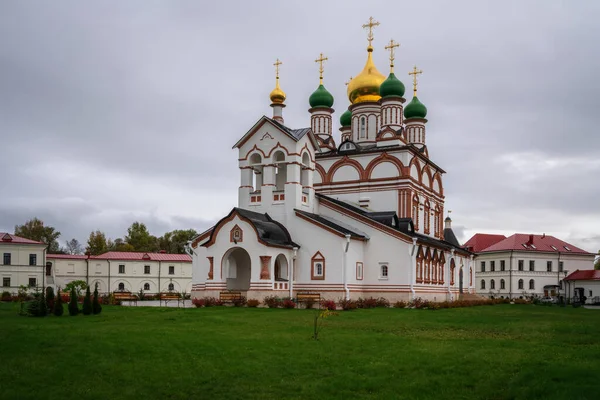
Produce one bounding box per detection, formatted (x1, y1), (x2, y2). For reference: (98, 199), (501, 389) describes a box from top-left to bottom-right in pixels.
(343, 234), (351, 300)
(410, 238), (417, 298)
(158, 261), (162, 296)
(85, 253), (90, 285)
(449, 249), (455, 300)
(107, 260), (111, 294)
(509, 250), (513, 299)
(42, 245), (47, 292)
(290, 247), (298, 299)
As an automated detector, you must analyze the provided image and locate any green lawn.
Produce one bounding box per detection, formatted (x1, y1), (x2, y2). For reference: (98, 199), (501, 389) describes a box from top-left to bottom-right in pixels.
(1, 303), (599, 400)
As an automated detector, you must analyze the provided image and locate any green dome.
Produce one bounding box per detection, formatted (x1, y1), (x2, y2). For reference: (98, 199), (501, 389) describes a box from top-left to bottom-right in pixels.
(404, 96), (427, 119)
(339, 109), (351, 127)
(309, 84), (334, 108)
(379, 72), (405, 98)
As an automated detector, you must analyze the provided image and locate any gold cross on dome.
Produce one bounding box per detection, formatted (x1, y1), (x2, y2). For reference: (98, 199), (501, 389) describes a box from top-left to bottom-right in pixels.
(362, 16), (380, 47)
(409, 65), (423, 96)
(273, 58), (282, 79)
(315, 53), (328, 84)
(385, 39), (400, 71)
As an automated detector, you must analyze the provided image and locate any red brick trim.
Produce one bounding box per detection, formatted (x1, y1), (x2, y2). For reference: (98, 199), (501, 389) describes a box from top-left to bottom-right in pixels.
(311, 251), (325, 280)
(207, 257), (214, 280)
(260, 256), (271, 280)
(230, 225), (243, 243)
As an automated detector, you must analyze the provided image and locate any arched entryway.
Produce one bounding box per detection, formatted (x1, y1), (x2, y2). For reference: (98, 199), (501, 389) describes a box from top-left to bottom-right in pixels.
(274, 254), (288, 281)
(223, 248), (251, 291)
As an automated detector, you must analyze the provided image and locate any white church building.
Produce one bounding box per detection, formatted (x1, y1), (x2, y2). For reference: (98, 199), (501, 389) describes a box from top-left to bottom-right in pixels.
(187, 20), (474, 302)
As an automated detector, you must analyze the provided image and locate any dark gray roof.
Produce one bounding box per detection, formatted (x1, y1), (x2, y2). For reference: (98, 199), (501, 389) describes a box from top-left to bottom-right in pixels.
(269, 118), (311, 141)
(206, 208), (299, 249)
(443, 228), (461, 247)
(364, 211), (399, 229)
(295, 209), (368, 239)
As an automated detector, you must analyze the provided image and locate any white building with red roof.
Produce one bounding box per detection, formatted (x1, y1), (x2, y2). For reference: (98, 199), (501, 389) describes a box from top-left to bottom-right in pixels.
(564, 270), (600, 304)
(1, 233), (47, 292)
(46, 251), (192, 295)
(464, 233), (595, 300)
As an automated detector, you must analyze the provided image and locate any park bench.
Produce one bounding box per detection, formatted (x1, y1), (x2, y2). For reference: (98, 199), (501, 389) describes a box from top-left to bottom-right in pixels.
(219, 291), (242, 304)
(113, 291), (137, 305)
(159, 292), (181, 306)
(297, 292), (321, 305)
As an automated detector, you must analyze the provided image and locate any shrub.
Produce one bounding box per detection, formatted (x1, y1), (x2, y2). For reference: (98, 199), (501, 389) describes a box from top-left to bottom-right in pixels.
(45, 286), (55, 311)
(82, 286), (92, 315)
(53, 287), (64, 316)
(263, 295), (283, 308)
(393, 300), (407, 308)
(26, 300), (41, 317)
(282, 298), (297, 309)
(38, 290), (47, 317)
(338, 298), (357, 311)
(68, 286), (79, 316)
(92, 283), (102, 315)
(320, 299), (336, 310)
(199, 297), (221, 307)
(359, 297), (378, 309)
(303, 298), (315, 309)
(192, 298), (205, 308)
(1, 291), (11, 302)
(232, 296), (247, 307)
(247, 299), (260, 308)
(376, 297), (390, 308)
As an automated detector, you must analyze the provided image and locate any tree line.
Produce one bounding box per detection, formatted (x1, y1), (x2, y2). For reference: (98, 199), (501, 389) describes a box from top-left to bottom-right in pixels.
(13, 217), (198, 255)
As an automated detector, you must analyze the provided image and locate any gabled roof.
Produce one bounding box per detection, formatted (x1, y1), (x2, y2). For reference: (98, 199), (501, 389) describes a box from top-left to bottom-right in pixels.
(204, 208), (299, 249)
(46, 252), (192, 262)
(295, 209), (369, 240)
(232, 116), (319, 150)
(564, 269), (600, 281)
(0, 233), (45, 245)
(477, 234), (591, 254)
(463, 234), (507, 253)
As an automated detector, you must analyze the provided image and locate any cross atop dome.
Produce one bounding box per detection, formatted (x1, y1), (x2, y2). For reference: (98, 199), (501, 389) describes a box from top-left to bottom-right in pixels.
(409, 65), (423, 97)
(315, 53), (328, 84)
(362, 16), (380, 48)
(385, 39), (400, 72)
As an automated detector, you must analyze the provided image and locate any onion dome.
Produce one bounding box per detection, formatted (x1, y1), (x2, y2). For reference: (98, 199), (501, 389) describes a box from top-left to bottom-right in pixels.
(309, 84), (334, 108)
(269, 78), (286, 105)
(340, 109), (351, 127)
(404, 96), (427, 119)
(347, 46), (386, 104)
(380, 72), (405, 98)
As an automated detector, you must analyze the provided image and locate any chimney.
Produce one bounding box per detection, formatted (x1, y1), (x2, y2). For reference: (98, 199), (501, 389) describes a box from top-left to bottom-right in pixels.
(527, 234), (534, 245)
(542, 233), (545, 239)
(159, 250), (167, 254)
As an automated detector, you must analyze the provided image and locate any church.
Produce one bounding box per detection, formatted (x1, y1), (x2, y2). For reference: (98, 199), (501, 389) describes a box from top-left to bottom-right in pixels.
(187, 18), (474, 302)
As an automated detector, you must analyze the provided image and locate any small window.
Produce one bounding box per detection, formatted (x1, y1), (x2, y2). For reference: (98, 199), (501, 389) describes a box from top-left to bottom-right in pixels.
(359, 117), (366, 139)
(168, 283), (175, 291)
(518, 260), (524, 271)
(143, 283), (150, 291)
(518, 279), (524, 290)
(119, 265), (125, 274)
(315, 262), (323, 276)
(500, 260), (505, 271)
(356, 262), (363, 280)
(551, 245), (558, 251)
(169, 266), (175, 275)
(481, 261), (486, 272)
(500, 279), (505, 290)
(29, 254), (37, 266)
(529, 260), (535, 271)
(481, 280), (486, 290)
(118, 282), (125, 291)
(589, 290), (593, 297)
(559, 261), (564, 272)
(490, 279), (495, 290)
(529, 279), (535, 290)
(144, 265), (150, 275)
(28, 277), (36, 287)
(380, 264), (389, 279)
(564, 246), (571, 251)
(546, 261), (552, 272)
(490, 261), (495, 272)
(2, 277), (10, 287)
(3, 253), (11, 265)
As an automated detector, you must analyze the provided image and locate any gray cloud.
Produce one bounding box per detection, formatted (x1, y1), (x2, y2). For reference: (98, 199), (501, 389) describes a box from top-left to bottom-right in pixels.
(1, 1), (598, 252)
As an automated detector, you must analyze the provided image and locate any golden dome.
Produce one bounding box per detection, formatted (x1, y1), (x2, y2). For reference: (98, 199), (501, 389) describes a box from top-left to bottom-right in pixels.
(270, 78), (286, 105)
(347, 46), (386, 104)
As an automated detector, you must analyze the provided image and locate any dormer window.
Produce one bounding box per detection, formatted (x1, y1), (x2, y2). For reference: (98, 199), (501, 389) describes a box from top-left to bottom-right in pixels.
(338, 140), (358, 154)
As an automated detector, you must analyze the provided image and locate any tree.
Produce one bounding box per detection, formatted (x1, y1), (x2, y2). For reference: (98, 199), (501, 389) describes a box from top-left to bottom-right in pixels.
(108, 238), (136, 252)
(14, 217), (61, 253)
(82, 286), (92, 315)
(92, 282), (102, 315)
(68, 286), (79, 316)
(45, 286), (55, 311)
(65, 238), (83, 255)
(64, 280), (87, 297)
(86, 230), (108, 255)
(38, 289), (47, 317)
(157, 229), (198, 254)
(53, 287), (64, 316)
(125, 222), (158, 252)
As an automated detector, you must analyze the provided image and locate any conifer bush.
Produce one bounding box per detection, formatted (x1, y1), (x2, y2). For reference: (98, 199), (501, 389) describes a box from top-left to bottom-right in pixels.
(68, 286), (79, 316)
(45, 286), (55, 311)
(53, 287), (64, 316)
(82, 285), (92, 315)
(92, 283), (102, 315)
(38, 290), (47, 317)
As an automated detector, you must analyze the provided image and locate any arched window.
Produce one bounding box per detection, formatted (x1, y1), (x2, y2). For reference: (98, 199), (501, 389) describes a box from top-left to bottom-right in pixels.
(490, 279), (495, 290)
(118, 282), (125, 291)
(529, 279), (535, 290)
(481, 280), (486, 290)
(359, 117), (366, 139)
(500, 279), (505, 290)
(380, 264), (389, 278)
(518, 279), (524, 290)
(168, 283), (175, 291)
(423, 201), (431, 234)
(143, 283), (150, 291)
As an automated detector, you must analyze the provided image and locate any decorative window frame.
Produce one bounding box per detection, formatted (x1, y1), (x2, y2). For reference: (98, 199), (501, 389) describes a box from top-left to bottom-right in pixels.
(379, 262), (389, 280)
(230, 224), (243, 244)
(311, 251), (325, 280)
(356, 262), (364, 280)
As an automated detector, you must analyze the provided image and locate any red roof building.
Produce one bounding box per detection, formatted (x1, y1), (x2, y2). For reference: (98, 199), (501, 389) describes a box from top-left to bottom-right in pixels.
(477, 234), (591, 255)
(0, 233), (45, 245)
(463, 234), (506, 253)
(564, 269), (600, 281)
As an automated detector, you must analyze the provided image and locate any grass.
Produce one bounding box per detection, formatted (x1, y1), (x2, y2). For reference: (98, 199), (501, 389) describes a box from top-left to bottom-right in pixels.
(1, 303), (599, 400)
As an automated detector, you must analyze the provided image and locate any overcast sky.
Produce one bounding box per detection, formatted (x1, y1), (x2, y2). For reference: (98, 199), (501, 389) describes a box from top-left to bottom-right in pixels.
(1, 1), (599, 252)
